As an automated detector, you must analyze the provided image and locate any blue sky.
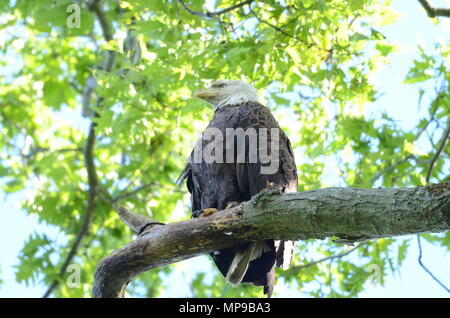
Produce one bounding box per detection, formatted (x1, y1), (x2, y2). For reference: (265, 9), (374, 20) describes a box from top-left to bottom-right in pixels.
(0, 0), (449, 297)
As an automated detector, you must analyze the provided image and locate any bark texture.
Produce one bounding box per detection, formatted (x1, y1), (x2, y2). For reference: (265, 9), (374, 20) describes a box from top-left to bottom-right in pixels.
(93, 183), (450, 297)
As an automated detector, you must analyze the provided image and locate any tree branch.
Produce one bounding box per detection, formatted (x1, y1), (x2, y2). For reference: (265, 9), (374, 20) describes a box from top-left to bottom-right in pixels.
(418, 0), (450, 18)
(177, 0), (254, 18)
(93, 183), (450, 297)
(42, 0), (116, 298)
(43, 101), (100, 299)
(88, 0), (114, 41)
(43, 94), (100, 298)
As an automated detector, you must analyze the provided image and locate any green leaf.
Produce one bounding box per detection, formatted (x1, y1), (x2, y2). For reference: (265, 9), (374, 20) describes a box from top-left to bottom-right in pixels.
(397, 239), (409, 266)
(43, 80), (65, 110)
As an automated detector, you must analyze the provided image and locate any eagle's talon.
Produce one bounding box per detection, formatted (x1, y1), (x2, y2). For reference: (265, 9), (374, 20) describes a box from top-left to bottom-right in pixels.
(192, 210), (202, 218)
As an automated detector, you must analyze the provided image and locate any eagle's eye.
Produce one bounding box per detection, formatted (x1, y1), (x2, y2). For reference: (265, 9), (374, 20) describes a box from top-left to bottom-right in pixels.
(219, 84), (226, 89)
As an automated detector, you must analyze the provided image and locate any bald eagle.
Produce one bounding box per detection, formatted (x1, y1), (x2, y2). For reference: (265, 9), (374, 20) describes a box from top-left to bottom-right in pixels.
(179, 80), (298, 297)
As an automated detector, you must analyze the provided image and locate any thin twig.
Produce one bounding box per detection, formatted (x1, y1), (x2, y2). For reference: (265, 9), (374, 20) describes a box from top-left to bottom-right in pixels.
(286, 243), (363, 275)
(416, 91), (446, 141)
(22, 147), (82, 159)
(249, 5), (297, 40)
(426, 119), (450, 183)
(371, 107), (444, 185)
(418, 0), (450, 18)
(416, 235), (450, 292)
(177, 0), (253, 18)
(113, 182), (156, 203)
(248, 4), (330, 53)
(371, 155), (416, 184)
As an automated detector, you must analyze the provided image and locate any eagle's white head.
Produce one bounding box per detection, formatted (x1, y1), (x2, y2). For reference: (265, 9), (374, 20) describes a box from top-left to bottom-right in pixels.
(195, 80), (259, 109)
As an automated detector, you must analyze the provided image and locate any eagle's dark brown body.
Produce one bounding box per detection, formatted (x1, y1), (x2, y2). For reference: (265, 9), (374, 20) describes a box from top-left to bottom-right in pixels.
(180, 101), (298, 295)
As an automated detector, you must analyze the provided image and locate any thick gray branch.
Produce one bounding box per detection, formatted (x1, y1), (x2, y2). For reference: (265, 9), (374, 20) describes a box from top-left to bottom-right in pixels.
(93, 183), (450, 297)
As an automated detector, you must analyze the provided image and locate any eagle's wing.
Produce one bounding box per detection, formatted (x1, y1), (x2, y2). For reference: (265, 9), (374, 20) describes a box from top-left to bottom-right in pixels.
(178, 157), (203, 213)
(233, 103), (298, 195)
(233, 103), (298, 272)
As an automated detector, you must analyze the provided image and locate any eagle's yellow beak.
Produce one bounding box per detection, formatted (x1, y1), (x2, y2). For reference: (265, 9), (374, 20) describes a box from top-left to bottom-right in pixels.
(195, 89), (219, 100)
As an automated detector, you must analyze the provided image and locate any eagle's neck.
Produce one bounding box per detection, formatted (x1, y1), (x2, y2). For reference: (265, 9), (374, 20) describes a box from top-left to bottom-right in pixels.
(216, 92), (259, 109)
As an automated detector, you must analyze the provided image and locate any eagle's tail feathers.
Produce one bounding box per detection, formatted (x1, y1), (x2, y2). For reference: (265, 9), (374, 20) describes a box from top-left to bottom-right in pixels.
(264, 266), (275, 298)
(226, 243), (257, 286)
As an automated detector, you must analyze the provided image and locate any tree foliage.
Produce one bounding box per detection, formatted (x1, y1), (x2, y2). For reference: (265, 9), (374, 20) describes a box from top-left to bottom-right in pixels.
(0, 0), (448, 297)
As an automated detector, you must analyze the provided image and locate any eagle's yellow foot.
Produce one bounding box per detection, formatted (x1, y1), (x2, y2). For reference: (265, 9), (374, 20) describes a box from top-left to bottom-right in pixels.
(202, 208), (219, 217)
(266, 181), (275, 189)
(225, 201), (241, 209)
(192, 208), (219, 218)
